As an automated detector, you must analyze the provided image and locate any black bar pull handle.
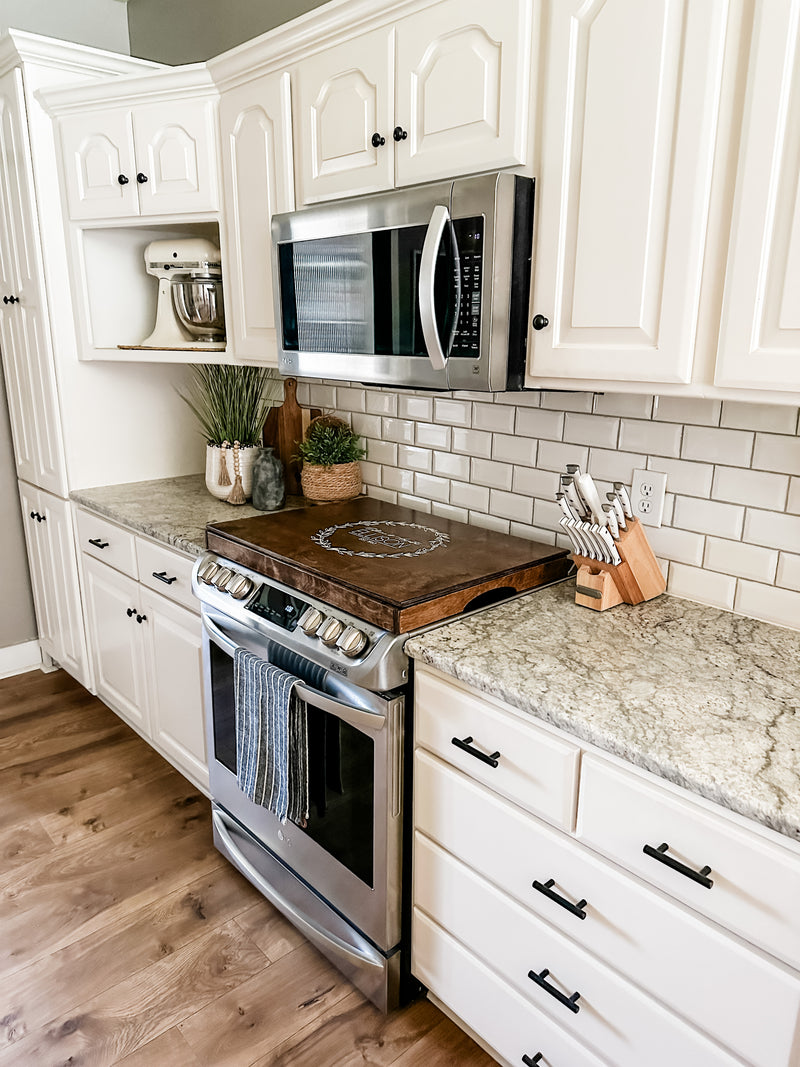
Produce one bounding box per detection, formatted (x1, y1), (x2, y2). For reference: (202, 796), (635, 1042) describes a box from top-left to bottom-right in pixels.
(522, 1055), (543, 1066)
(451, 735), (500, 768)
(527, 968), (581, 1014)
(152, 570), (177, 585)
(88, 538), (109, 549)
(643, 842), (713, 889)
(532, 878), (587, 920)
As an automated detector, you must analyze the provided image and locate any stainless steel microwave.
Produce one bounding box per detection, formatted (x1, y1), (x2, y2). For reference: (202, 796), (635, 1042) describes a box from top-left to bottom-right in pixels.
(271, 171), (534, 392)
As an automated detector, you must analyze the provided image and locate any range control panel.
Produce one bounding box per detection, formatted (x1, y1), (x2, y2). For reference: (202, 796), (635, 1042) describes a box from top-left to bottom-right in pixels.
(452, 215), (483, 355)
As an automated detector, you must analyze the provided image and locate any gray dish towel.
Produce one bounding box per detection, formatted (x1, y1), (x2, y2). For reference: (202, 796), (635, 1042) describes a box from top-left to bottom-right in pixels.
(234, 647), (309, 826)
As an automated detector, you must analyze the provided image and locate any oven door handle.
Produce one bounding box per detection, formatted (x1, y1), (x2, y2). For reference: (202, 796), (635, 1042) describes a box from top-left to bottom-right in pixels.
(419, 203), (453, 373)
(202, 612), (388, 732)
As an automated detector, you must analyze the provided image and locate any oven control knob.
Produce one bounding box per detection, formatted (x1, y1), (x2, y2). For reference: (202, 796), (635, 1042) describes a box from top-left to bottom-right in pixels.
(214, 568), (235, 592)
(299, 606), (325, 635)
(197, 557), (220, 584)
(227, 574), (255, 600)
(318, 617), (345, 646)
(337, 626), (368, 658)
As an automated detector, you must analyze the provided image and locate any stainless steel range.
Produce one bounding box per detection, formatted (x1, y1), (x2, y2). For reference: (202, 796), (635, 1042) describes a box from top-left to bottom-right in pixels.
(192, 499), (570, 1011)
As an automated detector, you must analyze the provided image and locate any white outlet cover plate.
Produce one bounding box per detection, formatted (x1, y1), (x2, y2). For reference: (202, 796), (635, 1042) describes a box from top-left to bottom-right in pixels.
(631, 468), (667, 527)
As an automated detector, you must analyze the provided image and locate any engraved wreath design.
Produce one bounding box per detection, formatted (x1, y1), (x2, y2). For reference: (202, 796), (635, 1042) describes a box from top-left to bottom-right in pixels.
(311, 520), (450, 558)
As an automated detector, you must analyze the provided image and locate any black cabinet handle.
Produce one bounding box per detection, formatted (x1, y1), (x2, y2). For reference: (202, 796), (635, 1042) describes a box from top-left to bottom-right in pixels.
(117, 174), (129, 185)
(393, 125), (408, 141)
(37, 513), (46, 523)
(152, 570), (177, 585)
(532, 314), (549, 331)
(527, 968), (581, 1014)
(88, 538), (109, 549)
(136, 172), (148, 184)
(126, 607), (136, 617)
(451, 735), (500, 768)
(30, 510), (37, 520)
(135, 614), (147, 624)
(371, 132), (385, 148)
(643, 842), (713, 888)
(522, 1055), (543, 1066)
(4, 295), (18, 304)
(532, 878), (587, 920)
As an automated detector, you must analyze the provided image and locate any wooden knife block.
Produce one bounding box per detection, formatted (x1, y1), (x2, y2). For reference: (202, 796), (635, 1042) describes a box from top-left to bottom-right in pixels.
(572, 518), (666, 611)
(262, 378), (320, 496)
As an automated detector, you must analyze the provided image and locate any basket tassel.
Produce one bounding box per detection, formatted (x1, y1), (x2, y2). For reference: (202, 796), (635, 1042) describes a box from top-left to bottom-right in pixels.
(217, 441), (232, 487)
(227, 441), (247, 505)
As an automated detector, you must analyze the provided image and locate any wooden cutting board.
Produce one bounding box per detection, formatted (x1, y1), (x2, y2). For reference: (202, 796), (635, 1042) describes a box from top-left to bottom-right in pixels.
(262, 378), (320, 495)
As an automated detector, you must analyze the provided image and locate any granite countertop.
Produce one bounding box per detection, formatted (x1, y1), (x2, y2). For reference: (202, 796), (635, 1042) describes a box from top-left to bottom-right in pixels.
(406, 581), (800, 843)
(71, 474), (304, 557)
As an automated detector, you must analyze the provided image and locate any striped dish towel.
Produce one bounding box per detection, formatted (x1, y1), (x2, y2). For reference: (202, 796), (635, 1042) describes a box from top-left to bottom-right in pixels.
(234, 648), (309, 826)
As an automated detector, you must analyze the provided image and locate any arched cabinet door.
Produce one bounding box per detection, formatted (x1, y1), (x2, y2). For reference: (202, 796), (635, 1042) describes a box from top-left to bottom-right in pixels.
(133, 99), (218, 216)
(527, 0), (728, 387)
(58, 106), (138, 220)
(394, 0), (532, 187)
(219, 70), (294, 362)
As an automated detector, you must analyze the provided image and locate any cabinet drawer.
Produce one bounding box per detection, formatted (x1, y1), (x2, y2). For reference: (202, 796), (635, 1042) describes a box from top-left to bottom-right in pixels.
(136, 538), (197, 613)
(75, 508), (137, 578)
(413, 909), (605, 1067)
(578, 754), (800, 973)
(414, 668), (579, 830)
(414, 833), (739, 1067)
(414, 752), (800, 1067)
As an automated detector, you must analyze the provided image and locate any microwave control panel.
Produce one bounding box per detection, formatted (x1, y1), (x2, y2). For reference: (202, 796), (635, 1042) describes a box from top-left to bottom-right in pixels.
(452, 216), (483, 355)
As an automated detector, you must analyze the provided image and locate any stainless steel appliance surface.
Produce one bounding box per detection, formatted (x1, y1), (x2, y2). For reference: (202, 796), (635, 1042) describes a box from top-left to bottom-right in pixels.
(193, 502), (569, 1010)
(272, 171), (535, 392)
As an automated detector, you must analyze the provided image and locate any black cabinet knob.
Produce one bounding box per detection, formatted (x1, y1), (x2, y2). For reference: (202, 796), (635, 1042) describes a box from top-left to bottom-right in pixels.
(371, 132), (385, 148)
(393, 126), (408, 141)
(3, 295), (18, 304)
(30, 510), (36, 519)
(117, 174), (129, 185)
(136, 172), (148, 184)
(126, 608), (136, 617)
(37, 513), (46, 523)
(532, 314), (550, 331)
(135, 613), (147, 624)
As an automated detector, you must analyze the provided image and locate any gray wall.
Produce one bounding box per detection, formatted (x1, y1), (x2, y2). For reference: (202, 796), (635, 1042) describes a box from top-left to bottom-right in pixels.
(0, 0), (131, 52)
(127, 0), (326, 63)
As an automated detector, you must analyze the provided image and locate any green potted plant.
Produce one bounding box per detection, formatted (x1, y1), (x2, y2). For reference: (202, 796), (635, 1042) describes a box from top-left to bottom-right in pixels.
(297, 414), (366, 502)
(179, 364), (282, 504)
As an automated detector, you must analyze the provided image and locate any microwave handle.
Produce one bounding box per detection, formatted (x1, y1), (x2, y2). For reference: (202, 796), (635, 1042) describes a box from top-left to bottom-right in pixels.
(418, 204), (452, 372)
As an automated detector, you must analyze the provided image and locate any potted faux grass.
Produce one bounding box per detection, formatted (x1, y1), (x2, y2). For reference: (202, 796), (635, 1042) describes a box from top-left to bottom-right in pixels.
(297, 415), (366, 503)
(179, 364), (283, 504)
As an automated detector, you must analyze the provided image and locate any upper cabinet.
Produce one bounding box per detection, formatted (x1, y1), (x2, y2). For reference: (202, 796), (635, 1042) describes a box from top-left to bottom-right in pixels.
(526, 0), (729, 387)
(292, 0), (533, 205)
(49, 67), (220, 221)
(714, 0), (800, 392)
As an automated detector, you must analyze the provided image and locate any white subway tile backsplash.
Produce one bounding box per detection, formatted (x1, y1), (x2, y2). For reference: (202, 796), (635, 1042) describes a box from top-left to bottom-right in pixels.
(532, 498), (563, 533)
(352, 413), (383, 439)
(734, 581), (800, 630)
(492, 433), (537, 465)
(416, 422), (452, 451)
(672, 496), (745, 539)
(433, 397), (472, 426)
(489, 489), (533, 524)
(308, 383), (337, 408)
(469, 511), (510, 534)
(397, 493), (431, 512)
(537, 440), (590, 473)
(619, 419), (682, 458)
(398, 394), (433, 421)
(336, 386), (366, 412)
(396, 444), (432, 473)
(433, 451), (471, 481)
(721, 401), (799, 433)
(471, 457), (513, 491)
(743, 509), (800, 554)
(777, 553), (800, 591)
(564, 412), (619, 449)
(654, 397), (721, 426)
(512, 465), (560, 498)
(668, 564), (736, 611)
(452, 427), (492, 458)
(365, 439), (397, 466)
(414, 472), (451, 503)
(752, 433), (800, 476)
(789, 478), (800, 514)
(382, 418), (415, 444)
(703, 537), (778, 584)
(644, 526), (705, 567)
(432, 501), (469, 523)
(516, 406), (565, 440)
(473, 402), (516, 434)
(646, 457), (713, 497)
(587, 448), (647, 485)
(541, 391), (594, 412)
(511, 523), (557, 545)
(367, 485), (397, 504)
(360, 460), (382, 486)
(451, 481), (490, 512)
(593, 393), (654, 418)
(365, 390), (397, 416)
(681, 426), (754, 467)
(712, 466), (788, 510)
(382, 466), (415, 493)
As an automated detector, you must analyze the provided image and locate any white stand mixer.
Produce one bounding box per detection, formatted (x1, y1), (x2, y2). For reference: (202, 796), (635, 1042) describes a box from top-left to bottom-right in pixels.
(140, 237), (225, 350)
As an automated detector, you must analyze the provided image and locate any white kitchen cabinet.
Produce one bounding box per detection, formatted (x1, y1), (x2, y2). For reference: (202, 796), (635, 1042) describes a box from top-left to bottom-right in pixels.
(526, 0), (729, 387)
(17, 482), (89, 687)
(218, 69), (294, 363)
(714, 0), (800, 391)
(57, 86), (219, 221)
(293, 0), (532, 204)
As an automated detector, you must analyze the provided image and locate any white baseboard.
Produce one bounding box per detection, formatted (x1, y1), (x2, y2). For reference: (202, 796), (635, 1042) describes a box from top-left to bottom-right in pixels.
(0, 640), (43, 679)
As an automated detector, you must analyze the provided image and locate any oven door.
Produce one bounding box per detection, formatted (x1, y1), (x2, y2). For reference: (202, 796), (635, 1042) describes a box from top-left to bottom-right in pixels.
(201, 606), (406, 956)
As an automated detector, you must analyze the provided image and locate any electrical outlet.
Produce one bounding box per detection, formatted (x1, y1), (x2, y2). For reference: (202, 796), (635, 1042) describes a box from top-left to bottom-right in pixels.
(630, 469), (666, 527)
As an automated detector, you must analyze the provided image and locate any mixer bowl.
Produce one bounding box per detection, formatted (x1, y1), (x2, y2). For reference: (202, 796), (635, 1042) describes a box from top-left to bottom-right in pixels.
(171, 276), (226, 342)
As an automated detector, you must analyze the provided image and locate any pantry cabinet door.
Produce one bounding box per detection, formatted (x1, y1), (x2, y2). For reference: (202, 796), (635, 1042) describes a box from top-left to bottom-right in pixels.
(715, 0), (800, 391)
(57, 107), (138, 220)
(132, 99), (219, 216)
(527, 0), (728, 386)
(293, 27), (395, 204)
(219, 70), (294, 362)
(0, 68), (67, 496)
(394, 0), (532, 187)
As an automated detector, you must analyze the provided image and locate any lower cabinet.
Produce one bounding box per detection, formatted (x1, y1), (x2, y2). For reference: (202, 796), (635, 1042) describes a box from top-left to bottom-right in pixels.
(412, 664), (800, 1067)
(77, 508), (208, 792)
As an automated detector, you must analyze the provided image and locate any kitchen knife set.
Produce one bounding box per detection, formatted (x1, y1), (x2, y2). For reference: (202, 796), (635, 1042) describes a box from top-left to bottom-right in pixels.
(556, 465), (666, 612)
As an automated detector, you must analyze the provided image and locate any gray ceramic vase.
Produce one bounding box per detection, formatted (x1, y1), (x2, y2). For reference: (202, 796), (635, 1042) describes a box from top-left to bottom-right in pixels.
(251, 446), (286, 511)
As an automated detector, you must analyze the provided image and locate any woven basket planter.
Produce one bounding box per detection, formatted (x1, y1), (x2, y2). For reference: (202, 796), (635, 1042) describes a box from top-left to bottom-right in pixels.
(300, 460), (362, 503)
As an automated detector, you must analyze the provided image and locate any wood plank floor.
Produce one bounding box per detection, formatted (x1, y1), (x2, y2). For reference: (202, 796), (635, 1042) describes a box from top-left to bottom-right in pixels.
(0, 668), (495, 1067)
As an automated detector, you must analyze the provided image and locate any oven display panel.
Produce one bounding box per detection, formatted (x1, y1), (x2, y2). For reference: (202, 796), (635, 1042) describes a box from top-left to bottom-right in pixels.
(247, 585), (307, 631)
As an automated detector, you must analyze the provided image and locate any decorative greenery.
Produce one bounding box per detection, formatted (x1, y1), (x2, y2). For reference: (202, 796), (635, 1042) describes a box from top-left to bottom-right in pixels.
(296, 414), (366, 467)
(178, 364), (283, 447)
